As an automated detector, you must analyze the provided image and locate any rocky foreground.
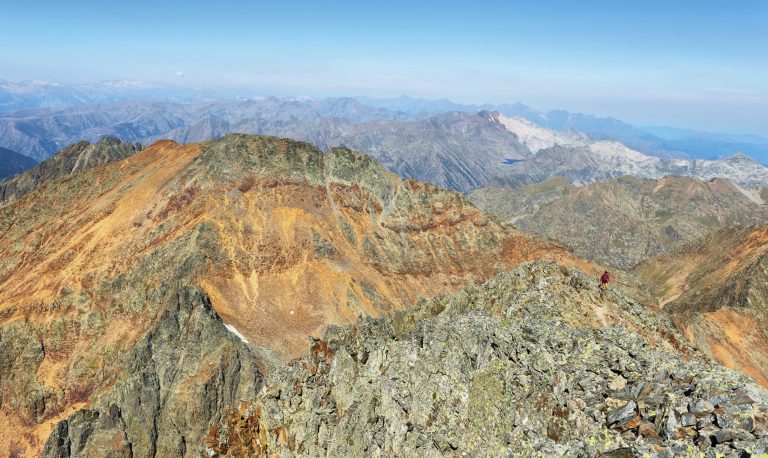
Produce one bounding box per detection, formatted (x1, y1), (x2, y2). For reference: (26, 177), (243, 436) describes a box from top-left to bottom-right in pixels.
(0, 134), (584, 456)
(4, 133), (768, 457)
(209, 262), (768, 457)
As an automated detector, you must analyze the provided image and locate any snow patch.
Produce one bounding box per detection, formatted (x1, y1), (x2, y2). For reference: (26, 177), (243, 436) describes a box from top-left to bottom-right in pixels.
(224, 323), (250, 344)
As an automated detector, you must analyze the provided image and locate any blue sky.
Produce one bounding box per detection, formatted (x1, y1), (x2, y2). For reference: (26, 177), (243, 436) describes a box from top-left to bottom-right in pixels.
(1, 0), (766, 134)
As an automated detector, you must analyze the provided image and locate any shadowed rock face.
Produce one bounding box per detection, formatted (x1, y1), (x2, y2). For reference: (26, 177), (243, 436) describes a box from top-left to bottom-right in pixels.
(470, 175), (768, 270)
(208, 262), (768, 457)
(0, 134), (587, 456)
(636, 226), (768, 388)
(0, 136), (142, 206)
(0, 146), (37, 181)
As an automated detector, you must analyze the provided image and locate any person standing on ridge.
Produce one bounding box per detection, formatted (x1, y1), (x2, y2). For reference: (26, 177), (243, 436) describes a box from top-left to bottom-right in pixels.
(600, 271), (610, 290)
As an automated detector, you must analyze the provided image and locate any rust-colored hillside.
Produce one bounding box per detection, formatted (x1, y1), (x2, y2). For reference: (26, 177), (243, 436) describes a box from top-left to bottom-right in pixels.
(0, 134), (591, 456)
(636, 226), (768, 386)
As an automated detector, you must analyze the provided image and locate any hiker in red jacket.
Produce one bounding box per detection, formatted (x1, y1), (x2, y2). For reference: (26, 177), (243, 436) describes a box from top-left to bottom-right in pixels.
(600, 271), (610, 290)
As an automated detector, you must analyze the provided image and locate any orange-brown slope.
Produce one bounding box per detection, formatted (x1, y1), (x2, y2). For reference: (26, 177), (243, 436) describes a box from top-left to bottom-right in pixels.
(0, 134), (591, 456)
(635, 226), (768, 386)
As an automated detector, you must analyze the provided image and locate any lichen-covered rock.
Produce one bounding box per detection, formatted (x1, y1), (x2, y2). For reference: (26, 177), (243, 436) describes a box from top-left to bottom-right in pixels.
(208, 261), (768, 457)
(0, 134), (588, 456)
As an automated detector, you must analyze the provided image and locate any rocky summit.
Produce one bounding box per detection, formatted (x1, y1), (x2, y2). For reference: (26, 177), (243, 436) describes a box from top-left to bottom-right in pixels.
(0, 134), (586, 456)
(208, 261), (768, 457)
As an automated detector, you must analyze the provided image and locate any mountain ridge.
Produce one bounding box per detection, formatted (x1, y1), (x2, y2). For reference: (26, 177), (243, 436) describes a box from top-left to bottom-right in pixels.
(0, 137), (142, 206)
(469, 174), (768, 269)
(0, 134), (589, 456)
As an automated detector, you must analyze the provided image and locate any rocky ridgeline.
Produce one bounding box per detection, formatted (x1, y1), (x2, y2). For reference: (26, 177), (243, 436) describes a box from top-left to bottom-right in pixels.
(0, 134), (584, 456)
(0, 136), (142, 206)
(208, 262), (768, 457)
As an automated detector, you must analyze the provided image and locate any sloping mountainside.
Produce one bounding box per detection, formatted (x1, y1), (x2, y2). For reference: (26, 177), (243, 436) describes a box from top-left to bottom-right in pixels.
(0, 134), (590, 456)
(467, 177), (577, 224)
(322, 111), (529, 192)
(208, 261), (768, 457)
(0, 146), (36, 181)
(0, 137), (142, 206)
(470, 175), (768, 270)
(635, 226), (768, 387)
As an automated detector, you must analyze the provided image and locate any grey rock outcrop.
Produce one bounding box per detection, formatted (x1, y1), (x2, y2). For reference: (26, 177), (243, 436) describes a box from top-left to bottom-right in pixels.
(208, 261), (768, 456)
(42, 287), (262, 457)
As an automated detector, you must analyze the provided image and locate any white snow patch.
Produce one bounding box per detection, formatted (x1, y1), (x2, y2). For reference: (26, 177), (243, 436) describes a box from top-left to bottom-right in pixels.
(224, 324), (250, 344)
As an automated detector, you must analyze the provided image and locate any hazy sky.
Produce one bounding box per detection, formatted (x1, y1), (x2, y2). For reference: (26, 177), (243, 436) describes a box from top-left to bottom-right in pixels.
(1, 0), (766, 134)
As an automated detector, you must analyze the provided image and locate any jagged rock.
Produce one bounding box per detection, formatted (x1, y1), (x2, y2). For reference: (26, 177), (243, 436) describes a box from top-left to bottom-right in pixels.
(0, 135), (587, 456)
(681, 412), (697, 427)
(638, 421), (658, 438)
(610, 375), (628, 391)
(208, 261), (768, 457)
(713, 429), (737, 444)
(691, 399), (715, 416)
(608, 401), (637, 429)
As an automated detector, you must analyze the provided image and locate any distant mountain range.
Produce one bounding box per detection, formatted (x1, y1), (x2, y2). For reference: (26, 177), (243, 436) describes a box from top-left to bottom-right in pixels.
(355, 95), (768, 163)
(494, 115), (768, 188)
(0, 79), (250, 112)
(0, 97), (405, 162)
(2, 81), (767, 164)
(137, 110), (768, 190)
(1, 95), (766, 192)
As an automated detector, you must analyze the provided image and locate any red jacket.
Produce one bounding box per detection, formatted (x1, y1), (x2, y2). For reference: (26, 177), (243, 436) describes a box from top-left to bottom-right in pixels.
(600, 272), (610, 284)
